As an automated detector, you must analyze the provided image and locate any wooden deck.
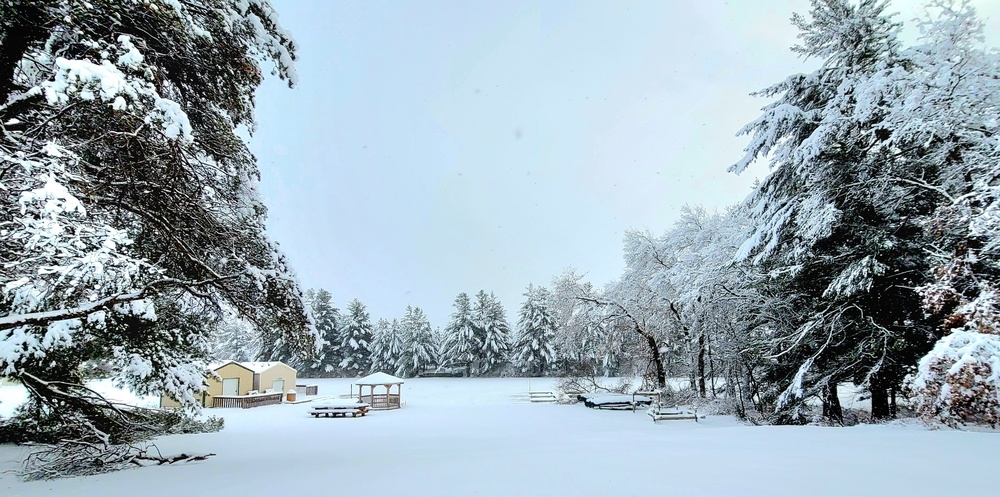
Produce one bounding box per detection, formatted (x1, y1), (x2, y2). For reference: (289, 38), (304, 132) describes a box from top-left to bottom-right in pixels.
(212, 393), (283, 408)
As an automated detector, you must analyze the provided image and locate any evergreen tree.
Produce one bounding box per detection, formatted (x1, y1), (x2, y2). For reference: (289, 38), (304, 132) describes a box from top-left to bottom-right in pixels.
(730, 0), (953, 421)
(208, 317), (261, 363)
(441, 293), (480, 375)
(338, 299), (373, 375)
(431, 327), (448, 369)
(370, 319), (404, 374)
(397, 306), (436, 377)
(0, 0), (312, 402)
(511, 285), (557, 376)
(368, 319), (392, 373)
(0, 0), (312, 474)
(473, 291), (512, 375)
(307, 289), (341, 374)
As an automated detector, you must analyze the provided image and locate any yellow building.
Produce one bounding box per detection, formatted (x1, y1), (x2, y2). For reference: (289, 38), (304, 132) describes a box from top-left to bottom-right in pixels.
(242, 361), (297, 395)
(159, 361), (296, 408)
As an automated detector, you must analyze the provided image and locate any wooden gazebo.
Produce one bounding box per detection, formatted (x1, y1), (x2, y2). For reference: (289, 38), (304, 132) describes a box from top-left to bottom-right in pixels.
(354, 372), (404, 410)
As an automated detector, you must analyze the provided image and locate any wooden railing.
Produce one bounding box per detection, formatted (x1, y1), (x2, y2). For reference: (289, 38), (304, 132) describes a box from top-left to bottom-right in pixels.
(212, 393), (283, 408)
(359, 394), (400, 409)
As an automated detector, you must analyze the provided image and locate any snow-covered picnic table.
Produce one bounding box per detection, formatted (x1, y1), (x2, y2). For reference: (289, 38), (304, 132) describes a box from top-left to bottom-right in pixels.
(310, 400), (370, 418)
(579, 393), (654, 410)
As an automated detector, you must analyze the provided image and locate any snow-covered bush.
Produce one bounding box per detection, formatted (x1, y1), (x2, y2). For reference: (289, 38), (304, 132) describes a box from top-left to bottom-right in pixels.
(908, 330), (1000, 428)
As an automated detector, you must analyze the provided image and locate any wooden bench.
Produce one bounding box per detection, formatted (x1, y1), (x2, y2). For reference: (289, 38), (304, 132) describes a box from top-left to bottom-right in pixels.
(310, 402), (369, 418)
(648, 405), (698, 422)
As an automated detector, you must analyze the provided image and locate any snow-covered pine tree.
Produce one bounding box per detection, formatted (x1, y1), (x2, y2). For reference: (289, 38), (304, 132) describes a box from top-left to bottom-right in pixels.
(396, 306), (436, 378)
(338, 299), (374, 376)
(305, 289), (341, 374)
(0, 0), (314, 474)
(440, 293), (480, 376)
(511, 284), (557, 376)
(370, 318), (404, 374)
(367, 318), (392, 373)
(431, 326), (447, 369)
(208, 316), (261, 363)
(470, 290), (491, 371)
(473, 292), (512, 375)
(730, 0), (944, 422)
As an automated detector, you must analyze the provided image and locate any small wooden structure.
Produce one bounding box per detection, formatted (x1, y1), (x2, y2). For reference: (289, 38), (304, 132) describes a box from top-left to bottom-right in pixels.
(295, 384), (319, 396)
(354, 372), (404, 410)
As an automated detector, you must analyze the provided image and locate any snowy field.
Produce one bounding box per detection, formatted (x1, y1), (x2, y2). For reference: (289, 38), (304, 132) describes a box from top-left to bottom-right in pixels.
(1, 377), (998, 497)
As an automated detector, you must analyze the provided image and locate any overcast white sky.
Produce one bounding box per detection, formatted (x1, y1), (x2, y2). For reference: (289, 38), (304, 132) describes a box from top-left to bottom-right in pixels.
(250, 0), (1000, 329)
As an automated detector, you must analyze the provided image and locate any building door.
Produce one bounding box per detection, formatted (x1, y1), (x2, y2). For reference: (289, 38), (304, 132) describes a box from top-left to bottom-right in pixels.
(272, 378), (284, 394)
(222, 378), (239, 396)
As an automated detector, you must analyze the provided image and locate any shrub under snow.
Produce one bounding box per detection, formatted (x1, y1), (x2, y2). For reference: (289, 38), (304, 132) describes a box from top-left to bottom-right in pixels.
(908, 330), (1000, 427)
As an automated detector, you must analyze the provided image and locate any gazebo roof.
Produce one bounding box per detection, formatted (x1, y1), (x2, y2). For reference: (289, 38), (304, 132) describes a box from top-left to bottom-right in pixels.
(355, 372), (405, 385)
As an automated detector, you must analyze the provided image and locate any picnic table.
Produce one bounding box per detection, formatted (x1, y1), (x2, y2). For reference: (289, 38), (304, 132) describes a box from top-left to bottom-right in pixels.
(310, 401), (370, 418)
(580, 393), (654, 410)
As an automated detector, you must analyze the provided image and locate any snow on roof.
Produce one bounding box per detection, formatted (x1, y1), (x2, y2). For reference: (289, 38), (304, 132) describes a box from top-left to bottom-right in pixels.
(355, 372), (405, 385)
(240, 361), (289, 373)
(208, 360), (242, 371)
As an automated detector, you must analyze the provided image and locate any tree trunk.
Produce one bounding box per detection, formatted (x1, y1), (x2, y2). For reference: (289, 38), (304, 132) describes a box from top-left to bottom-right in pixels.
(822, 382), (843, 424)
(708, 333), (716, 399)
(870, 374), (891, 420)
(640, 327), (667, 390)
(0, 3), (47, 105)
(697, 334), (706, 398)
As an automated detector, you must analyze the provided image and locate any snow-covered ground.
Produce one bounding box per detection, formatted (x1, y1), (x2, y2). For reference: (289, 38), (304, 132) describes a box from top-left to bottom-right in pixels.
(1, 377), (997, 497)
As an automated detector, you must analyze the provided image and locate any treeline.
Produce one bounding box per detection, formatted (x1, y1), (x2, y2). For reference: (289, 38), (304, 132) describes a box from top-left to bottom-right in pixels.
(214, 284), (605, 379)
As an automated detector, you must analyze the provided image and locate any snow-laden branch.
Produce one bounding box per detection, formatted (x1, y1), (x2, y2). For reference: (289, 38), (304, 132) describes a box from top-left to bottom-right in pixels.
(0, 276), (236, 331)
(890, 175), (956, 203)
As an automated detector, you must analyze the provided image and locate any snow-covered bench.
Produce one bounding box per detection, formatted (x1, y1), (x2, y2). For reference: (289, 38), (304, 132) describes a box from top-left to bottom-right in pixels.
(648, 405), (698, 422)
(310, 406), (368, 418)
